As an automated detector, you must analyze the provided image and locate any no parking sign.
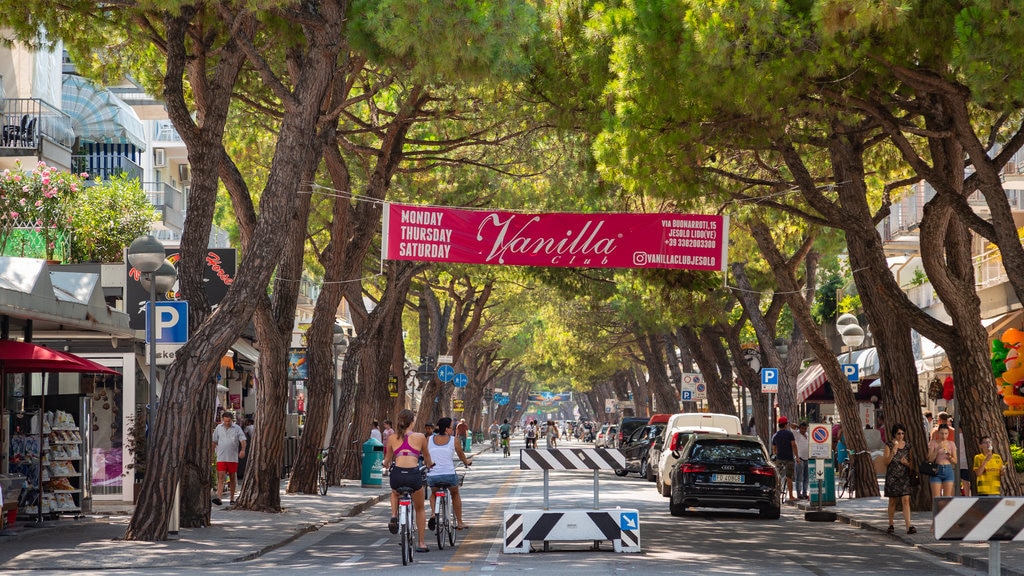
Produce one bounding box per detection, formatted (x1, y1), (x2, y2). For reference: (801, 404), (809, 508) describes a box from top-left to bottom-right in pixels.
(808, 423), (832, 459)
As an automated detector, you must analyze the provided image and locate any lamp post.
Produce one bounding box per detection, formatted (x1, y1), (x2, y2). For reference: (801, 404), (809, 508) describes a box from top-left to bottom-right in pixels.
(128, 235), (177, 458)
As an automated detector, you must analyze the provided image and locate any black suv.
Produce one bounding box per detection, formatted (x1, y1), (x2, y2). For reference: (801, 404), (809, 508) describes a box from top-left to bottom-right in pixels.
(668, 433), (781, 519)
(613, 416), (649, 449)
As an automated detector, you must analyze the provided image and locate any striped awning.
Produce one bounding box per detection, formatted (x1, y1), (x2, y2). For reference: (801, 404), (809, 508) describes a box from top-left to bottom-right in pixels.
(796, 347), (880, 402)
(796, 363), (826, 403)
(61, 74), (146, 150)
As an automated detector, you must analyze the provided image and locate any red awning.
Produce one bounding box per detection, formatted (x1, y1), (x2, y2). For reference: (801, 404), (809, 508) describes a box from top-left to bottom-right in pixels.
(796, 363), (826, 402)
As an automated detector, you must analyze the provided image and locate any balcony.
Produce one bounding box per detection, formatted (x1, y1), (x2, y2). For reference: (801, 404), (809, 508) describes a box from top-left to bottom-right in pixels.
(72, 154), (143, 183)
(1, 98), (75, 162)
(143, 181), (185, 230)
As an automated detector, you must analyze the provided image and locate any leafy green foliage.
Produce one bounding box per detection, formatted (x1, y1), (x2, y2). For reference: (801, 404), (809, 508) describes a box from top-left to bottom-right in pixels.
(67, 175), (158, 263)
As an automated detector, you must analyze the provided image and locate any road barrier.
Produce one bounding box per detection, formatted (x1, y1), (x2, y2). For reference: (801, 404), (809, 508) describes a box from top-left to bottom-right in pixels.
(933, 496), (1024, 576)
(503, 448), (640, 554)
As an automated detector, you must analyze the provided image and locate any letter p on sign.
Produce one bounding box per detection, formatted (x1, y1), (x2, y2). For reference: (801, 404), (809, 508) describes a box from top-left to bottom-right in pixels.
(147, 301), (189, 344)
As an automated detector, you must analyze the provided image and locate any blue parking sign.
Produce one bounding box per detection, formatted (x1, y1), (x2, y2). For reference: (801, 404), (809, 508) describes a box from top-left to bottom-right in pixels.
(761, 368), (779, 393)
(841, 363), (859, 382)
(147, 301), (189, 344)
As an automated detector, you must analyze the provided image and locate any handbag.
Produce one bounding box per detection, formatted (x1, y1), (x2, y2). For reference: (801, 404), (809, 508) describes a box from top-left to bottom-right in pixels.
(918, 460), (939, 476)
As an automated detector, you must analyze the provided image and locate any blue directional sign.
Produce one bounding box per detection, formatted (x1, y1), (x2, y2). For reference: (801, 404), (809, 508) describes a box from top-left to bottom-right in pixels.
(436, 364), (455, 382)
(453, 372), (469, 388)
(620, 511), (639, 531)
(841, 363), (859, 382)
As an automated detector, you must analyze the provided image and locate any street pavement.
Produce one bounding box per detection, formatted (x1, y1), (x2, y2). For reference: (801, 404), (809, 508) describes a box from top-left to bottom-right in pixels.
(1, 454), (1022, 574)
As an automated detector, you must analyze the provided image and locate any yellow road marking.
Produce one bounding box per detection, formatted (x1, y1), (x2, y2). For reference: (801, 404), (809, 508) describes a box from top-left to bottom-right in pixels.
(441, 468), (520, 570)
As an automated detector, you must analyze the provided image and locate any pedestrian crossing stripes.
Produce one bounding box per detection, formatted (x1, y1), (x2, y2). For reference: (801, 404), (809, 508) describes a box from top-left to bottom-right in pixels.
(503, 509), (641, 553)
(519, 448), (626, 471)
(933, 497), (1024, 541)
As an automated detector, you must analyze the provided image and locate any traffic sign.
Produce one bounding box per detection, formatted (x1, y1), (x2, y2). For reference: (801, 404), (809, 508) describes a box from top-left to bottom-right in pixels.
(453, 373), (469, 388)
(681, 390), (693, 401)
(841, 363), (859, 382)
(147, 301), (189, 343)
(808, 423), (832, 459)
(437, 364), (455, 382)
(694, 381), (707, 400)
(760, 368), (779, 393)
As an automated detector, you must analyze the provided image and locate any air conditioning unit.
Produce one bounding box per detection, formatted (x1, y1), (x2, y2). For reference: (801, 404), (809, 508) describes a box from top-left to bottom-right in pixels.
(179, 163), (191, 181)
(154, 148), (166, 167)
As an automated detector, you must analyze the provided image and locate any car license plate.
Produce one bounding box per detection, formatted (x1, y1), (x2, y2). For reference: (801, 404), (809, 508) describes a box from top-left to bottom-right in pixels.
(712, 473), (744, 483)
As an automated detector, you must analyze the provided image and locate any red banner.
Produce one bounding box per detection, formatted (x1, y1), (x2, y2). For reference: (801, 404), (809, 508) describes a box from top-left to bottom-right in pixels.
(382, 203), (728, 271)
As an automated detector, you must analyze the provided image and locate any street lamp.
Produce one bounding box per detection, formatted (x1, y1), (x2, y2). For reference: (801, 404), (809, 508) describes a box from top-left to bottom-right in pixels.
(128, 234), (177, 454)
(837, 313), (865, 393)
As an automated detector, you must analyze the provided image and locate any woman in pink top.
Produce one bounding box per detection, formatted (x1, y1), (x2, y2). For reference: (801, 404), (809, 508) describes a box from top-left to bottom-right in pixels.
(383, 409), (434, 552)
(927, 423), (957, 498)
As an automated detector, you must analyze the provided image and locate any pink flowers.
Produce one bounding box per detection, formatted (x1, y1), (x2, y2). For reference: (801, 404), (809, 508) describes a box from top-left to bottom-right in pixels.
(0, 160), (87, 259)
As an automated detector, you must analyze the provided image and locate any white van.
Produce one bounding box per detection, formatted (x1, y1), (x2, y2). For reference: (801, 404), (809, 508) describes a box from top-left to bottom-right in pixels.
(655, 413), (742, 497)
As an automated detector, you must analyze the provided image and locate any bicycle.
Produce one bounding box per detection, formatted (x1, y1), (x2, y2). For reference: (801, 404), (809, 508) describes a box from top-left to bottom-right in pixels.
(837, 450), (871, 498)
(431, 464), (467, 550)
(317, 447), (331, 496)
(501, 435), (511, 458)
(396, 483), (420, 565)
(490, 433), (498, 451)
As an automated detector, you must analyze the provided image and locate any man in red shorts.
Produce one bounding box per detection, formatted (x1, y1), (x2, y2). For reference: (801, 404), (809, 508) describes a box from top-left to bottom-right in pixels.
(211, 411), (247, 505)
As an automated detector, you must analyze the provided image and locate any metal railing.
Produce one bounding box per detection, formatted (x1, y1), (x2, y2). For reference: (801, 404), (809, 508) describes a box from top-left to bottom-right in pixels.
(974, 247), (1010, 289)
(72, 154), (143, 182)
(1, 98), (75, 149)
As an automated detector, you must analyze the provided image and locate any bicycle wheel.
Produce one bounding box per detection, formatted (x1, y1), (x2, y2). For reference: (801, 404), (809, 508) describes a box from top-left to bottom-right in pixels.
(401, 522), (411, 565)
(435, 494), (446, 550)
(317, 461), (328, 496)
(447, 495), (457, 546)
(503, 442), (510, 458)
(836, 464), (849, 499)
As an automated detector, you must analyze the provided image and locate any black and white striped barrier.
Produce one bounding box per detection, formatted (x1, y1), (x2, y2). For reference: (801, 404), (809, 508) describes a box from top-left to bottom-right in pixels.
(519, 448), (627, 471)
(504, 509), (641, 553)
(934, 497), (1024, 576)
(505, 448), (640, 553)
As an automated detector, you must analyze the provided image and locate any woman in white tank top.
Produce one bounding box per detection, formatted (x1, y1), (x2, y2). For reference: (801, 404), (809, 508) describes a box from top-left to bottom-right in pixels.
(426, 417), (473, 529)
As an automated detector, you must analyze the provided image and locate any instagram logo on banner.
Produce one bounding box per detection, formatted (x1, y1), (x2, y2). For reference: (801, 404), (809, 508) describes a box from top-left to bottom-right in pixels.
(633, 252), (647, 266)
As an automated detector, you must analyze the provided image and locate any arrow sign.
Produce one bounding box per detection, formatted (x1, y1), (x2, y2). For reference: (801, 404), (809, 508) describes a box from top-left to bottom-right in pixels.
(437, 364), (455, 382)
(620, 511), (639, 530)
(453, 373), (469, 388)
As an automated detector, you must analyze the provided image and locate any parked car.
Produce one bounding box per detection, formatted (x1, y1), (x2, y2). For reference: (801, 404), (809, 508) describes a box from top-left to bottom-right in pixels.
(656, 413), (743, 497)
(657, 426), (728, 496)
(595, 424), (613, 447)
(668, 433), (781, 519)
(643, 414), (672, 482)
(613, 416), (649, 449)
(614, 425), (654, 477)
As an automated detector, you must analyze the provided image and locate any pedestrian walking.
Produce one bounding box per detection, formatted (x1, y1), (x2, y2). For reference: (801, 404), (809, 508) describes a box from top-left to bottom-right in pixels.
(524, 420), (537, 449)
(771, 416), (798, 501)
(382, 420), (395, 445)
(211, 411), (247, 506)
(928, 423), (957, 498)
(973, 435), (1006, 496)
(455, 418), (469, 450)
(369, 420), (382, 442)
(883, 423), (916, 535)
(794, 421), (810, 499)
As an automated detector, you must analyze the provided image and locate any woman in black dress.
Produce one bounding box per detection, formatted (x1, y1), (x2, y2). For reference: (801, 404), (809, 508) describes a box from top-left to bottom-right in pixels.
(884, 423), (916, 534)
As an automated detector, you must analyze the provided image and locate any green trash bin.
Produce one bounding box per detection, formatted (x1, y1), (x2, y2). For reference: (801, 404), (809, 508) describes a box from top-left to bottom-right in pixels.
(809, 458), (836, 507)
(465, 431), (472, 452)
(361, 438), (384, 488)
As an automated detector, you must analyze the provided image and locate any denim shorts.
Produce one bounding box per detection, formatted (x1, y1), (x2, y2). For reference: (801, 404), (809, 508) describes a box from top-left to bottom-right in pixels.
(427, 473), (459, 488)
(930, 463), (955, 484)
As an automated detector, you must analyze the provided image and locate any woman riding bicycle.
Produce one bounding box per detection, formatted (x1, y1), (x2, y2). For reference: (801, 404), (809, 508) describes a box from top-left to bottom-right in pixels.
(426, 417), (473, 530)
(384, 409), (434, 552)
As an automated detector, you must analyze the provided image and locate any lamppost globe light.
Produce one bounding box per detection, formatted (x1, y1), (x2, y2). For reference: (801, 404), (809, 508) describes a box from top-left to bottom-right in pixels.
(139, 261), (178, 293)
(127, 235), (166, 273)
(839, 324), (865, 348)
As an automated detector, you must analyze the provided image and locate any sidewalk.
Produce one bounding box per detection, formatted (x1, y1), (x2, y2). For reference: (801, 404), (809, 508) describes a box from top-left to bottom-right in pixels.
(0, 479), (391, 571)
(795, 496), (1024, 576)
